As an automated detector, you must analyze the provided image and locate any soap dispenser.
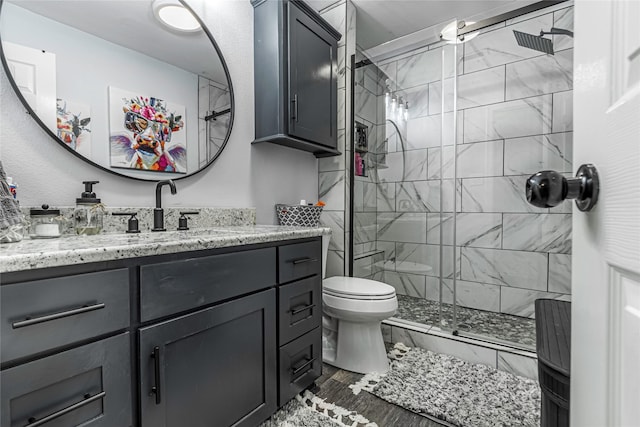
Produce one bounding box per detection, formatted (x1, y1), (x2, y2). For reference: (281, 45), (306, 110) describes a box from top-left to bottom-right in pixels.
(74, 181), (105, 235)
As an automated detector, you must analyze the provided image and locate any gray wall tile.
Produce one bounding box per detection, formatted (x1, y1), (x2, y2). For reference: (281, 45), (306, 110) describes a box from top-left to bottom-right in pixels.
(431, 66), (506, 113)
(385, 271), (427, 297)
(461, 176), (548, 213)
(464, 95), (552, 143)
(552, 90), (573, 132)
(463, 13), (553, 73)
(377, 213), (427, 244)
(461, 247), (548, 290)
(548, 253), (572, 293)
(501, 288), (570, 317)
(504, 132), (572, 176)
(503, 213), (572, 253)
(506, 49), (573, 100)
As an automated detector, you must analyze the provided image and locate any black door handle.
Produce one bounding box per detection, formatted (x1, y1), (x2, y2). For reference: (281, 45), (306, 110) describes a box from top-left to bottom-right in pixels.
(292, 357), (316, 376)
(150, 346), (162, 405)
(12, 303), (106, 329)
(526, 164), (599, 212)
(25, 392), (106, 427)
(291, 257), (318, 265)
(290, 303), (316, 316)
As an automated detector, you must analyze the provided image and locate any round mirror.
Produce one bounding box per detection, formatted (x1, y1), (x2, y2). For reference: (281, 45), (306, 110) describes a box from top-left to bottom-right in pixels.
(0, 0), (234, 181)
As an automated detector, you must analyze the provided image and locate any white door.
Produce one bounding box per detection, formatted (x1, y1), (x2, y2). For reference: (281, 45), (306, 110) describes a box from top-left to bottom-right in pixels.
(572, 0), (640, 426)
(2, 41), (56, 132)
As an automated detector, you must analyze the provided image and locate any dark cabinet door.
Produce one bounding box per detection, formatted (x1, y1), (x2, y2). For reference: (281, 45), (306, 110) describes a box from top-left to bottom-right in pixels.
(1, 333), (131, 427)
(139, 289), (277, 427)
(288, 2), (337, 149)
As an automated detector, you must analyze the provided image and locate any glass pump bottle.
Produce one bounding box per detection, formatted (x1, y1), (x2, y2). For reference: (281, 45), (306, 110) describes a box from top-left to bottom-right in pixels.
(74, 181), (105, 235)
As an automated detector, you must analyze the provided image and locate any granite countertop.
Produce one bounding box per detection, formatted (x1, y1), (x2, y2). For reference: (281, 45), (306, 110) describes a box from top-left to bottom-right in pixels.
(0, 225), (330, 274)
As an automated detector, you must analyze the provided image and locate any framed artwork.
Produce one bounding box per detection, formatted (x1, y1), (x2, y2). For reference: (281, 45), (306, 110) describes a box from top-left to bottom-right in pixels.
(109, 87), (186, 173)
(56, 98), (91, 158)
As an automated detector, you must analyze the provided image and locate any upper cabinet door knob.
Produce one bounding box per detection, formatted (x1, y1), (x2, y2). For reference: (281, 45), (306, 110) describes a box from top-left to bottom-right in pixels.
(526, 164), (600, 212)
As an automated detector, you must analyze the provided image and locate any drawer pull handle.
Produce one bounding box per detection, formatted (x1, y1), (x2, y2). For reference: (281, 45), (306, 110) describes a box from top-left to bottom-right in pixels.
(150, 346), (162, 405)
(12, 303), (106, 329)
(292, 357), (316, 376)
(290, 303), (316, 316)
(25, 391), (106, 427)
(291, 257), (318, 265)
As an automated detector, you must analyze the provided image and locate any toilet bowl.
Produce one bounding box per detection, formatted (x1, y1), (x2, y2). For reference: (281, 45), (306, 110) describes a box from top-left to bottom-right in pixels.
(321, 235), (397, 374)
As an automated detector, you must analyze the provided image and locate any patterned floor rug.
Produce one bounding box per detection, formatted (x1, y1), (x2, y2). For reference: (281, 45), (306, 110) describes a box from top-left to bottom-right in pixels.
(350, 344), (541, 427)
(260, 390), (378, 427)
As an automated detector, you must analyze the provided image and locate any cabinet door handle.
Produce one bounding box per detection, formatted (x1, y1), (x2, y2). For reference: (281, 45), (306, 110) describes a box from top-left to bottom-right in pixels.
(25, 391), (106, 427)
(12, 303), (106, 329)
(290, 303), (315, 316)
(292, 357), (316, 376)
(292, 94), (299, 122)
(150, 346), (162, 405)
(291, 257), (318, 265)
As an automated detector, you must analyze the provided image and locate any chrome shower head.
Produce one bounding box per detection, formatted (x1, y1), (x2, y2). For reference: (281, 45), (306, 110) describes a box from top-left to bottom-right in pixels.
(513, 30), (554, 55)
(513, 27), (573, 56)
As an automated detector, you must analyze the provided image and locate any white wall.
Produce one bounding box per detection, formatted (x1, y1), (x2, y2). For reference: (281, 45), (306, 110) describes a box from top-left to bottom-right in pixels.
(0, 0), (319, 224)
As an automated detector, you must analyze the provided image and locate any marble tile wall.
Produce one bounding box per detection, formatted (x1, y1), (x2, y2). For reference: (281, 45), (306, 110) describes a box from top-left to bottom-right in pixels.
(352, 5), (574, 321)
(318, 1), (357, 277)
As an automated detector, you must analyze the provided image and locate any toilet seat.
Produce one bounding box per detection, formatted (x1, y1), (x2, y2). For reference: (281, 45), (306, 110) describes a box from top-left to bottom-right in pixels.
(323, 276), (396, 300)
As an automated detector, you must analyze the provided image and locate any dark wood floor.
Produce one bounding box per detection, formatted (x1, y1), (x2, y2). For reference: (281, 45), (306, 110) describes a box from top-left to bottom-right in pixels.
(313, 363), (450, 427)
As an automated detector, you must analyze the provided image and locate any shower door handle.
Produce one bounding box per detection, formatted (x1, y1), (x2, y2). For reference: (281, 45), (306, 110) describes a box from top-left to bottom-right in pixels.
(291, 94), (299, 123)
(525, 164), (599, 212)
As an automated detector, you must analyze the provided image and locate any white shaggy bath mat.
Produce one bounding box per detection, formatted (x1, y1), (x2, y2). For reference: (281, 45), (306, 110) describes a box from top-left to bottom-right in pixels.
(260, 390), (378, 427)
(351, 343), (541, 427)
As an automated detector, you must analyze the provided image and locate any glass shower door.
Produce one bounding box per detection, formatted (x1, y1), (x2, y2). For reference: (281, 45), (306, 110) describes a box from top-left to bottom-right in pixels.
(435, 31), (460, 333)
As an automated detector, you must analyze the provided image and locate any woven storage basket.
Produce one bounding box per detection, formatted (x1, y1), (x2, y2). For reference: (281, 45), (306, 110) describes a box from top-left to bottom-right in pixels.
(276, 204), (323, 227)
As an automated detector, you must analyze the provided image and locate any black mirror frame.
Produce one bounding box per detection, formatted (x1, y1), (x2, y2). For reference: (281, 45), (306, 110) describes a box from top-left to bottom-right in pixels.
(0, 0), (234, 182)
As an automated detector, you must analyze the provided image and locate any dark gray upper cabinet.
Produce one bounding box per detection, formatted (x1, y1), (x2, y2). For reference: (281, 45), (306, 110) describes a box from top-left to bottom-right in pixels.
(252, 0), (342, 157)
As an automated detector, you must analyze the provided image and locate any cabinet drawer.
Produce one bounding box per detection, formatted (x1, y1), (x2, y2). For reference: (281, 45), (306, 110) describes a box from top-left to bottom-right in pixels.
(278, 240), (321, 284)
(278, 276), (321, 345)
(1, 269), (130, 364)
(278, 327), (322, 406)
(140, 247), (276, 322)
(1, 332), (132, 427)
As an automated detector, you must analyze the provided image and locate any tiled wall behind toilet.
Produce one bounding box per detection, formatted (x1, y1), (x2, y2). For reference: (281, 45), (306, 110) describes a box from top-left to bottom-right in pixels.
(318, 0), (357, 278)
(353, 5), (574, 319)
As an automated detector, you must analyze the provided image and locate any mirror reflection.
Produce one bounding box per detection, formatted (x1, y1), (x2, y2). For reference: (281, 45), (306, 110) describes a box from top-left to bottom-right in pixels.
(0, 0), (233, 180)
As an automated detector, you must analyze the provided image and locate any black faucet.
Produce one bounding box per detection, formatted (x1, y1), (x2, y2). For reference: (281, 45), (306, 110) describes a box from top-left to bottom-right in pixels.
(152, 180), (177, 231)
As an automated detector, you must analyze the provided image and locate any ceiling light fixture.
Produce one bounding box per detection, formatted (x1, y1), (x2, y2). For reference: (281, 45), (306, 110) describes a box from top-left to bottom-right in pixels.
(152, 0), (201, 33)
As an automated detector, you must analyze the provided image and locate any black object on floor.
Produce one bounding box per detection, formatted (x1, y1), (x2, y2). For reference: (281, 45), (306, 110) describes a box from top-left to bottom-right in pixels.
(535, 299), (571, 427)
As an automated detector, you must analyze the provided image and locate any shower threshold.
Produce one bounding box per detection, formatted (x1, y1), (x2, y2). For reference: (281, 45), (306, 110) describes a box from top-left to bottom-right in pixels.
(391, 294), (537, 350)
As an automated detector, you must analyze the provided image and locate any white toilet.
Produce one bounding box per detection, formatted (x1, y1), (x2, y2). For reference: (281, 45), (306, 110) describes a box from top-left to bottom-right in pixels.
(321, 235), (398, 374)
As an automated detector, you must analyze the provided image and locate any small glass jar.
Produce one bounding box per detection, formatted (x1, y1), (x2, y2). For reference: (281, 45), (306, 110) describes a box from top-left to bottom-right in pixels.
(29, 205), (63, 238)
(74, 201), (105, 235)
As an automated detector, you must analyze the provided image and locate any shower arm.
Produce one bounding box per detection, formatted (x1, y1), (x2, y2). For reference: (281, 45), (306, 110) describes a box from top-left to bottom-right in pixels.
(540, 27), (574, 38)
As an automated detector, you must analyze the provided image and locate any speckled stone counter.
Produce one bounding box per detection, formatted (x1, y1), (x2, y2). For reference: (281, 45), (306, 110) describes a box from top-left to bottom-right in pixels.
(0, 225), (330, 274)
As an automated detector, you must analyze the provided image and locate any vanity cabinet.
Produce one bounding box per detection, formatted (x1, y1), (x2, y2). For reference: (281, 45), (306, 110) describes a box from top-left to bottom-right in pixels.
(252, 0), (342, 157)
(0, 236), (323, 427)
(139, 290), (277, 427)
